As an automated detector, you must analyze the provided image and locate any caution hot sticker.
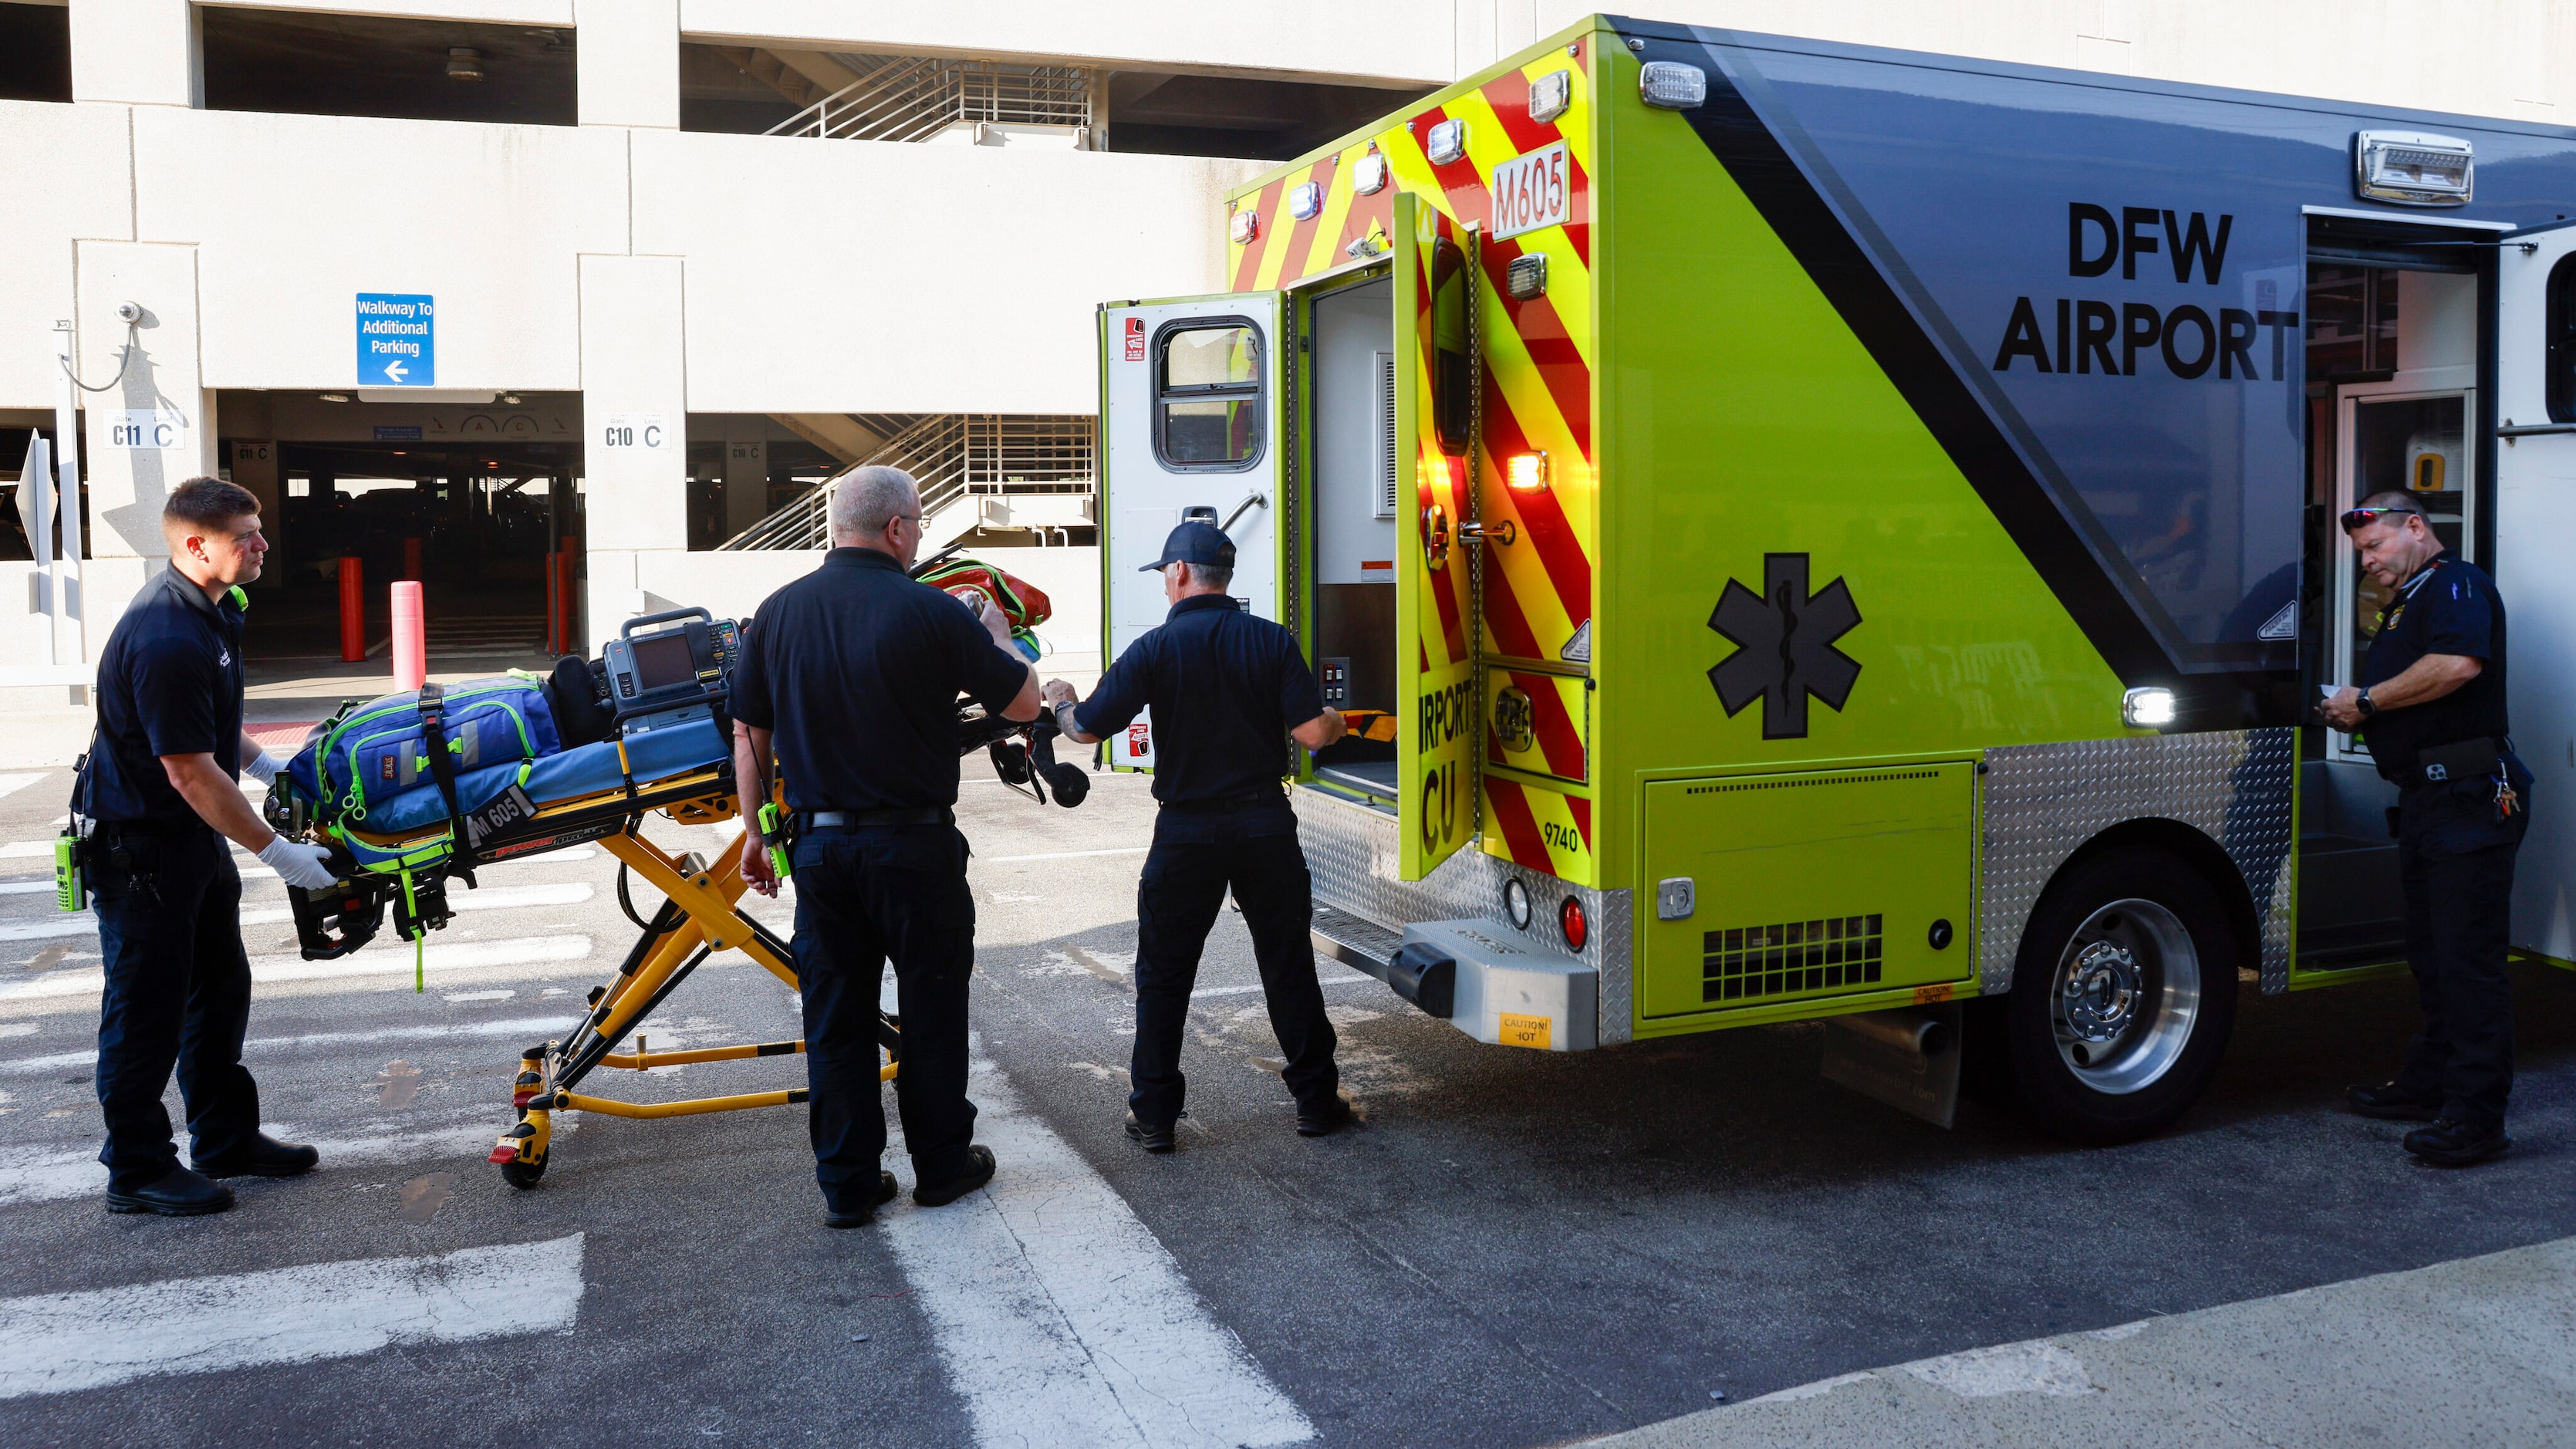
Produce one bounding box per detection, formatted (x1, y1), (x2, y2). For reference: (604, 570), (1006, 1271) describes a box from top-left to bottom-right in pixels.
(1497, 1012), (1552, 1050)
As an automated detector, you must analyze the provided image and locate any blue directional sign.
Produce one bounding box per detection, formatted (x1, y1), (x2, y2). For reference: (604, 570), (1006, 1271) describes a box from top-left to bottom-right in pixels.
(356, 292), (435, 387)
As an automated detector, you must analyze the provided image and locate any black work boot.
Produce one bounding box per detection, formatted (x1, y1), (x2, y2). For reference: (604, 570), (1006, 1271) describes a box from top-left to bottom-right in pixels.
(1123, 1111), (1177, 1153)
(824, 1171), (900, 1229)
(195, 1133), (321, 1180)
(913, 1145), (997, 1207)
(1297, 1096), (1356, 1138)
(106, 1167), (236, 1217)
(2346, 1080), (2442, 1123)
(2402, 1117), (2511, 1167)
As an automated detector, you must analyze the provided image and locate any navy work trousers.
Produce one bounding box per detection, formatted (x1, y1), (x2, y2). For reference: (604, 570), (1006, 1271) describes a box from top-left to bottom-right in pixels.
(2391, 769), (2530, 1131)
(791, 822), (978, 1211)
(1130, 818), (1338, 1128)
(93, 824), (262, 1191)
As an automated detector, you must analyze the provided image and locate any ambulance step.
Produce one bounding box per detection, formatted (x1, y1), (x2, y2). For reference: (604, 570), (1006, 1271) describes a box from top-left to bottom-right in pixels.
(1311, 904), (1403, 977)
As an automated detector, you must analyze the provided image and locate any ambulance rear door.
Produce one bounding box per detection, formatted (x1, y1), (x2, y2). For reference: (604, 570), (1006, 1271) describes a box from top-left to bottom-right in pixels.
(1391, 191), (1480, 880)
(2493, 220), (2576, 961)
(1098, 294), (1285, 770)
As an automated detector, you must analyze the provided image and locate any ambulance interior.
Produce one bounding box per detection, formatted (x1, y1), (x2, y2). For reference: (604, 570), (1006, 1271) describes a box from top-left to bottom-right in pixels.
(2295, 214), (2485, 968)
(1303, 272), (1403, 807)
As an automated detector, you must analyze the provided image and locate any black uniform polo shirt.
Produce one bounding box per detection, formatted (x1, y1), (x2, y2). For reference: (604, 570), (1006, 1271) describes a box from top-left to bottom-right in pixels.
(731, 547), (1031, 812)
(1076, 593), (1325, 836)
(2362, 552), (2510, 779)
(87, 566), (248, 825)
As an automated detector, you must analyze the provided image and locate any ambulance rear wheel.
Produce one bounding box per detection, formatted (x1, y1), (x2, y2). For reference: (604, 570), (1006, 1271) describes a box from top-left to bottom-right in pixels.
(2005, 846), (2238, 1144)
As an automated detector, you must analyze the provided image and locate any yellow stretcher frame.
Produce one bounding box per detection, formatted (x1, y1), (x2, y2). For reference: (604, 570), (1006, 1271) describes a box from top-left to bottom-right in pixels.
(363, 765), (903, 1187)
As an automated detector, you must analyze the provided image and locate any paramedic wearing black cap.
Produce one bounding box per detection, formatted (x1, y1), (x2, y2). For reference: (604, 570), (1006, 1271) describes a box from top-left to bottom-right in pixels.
(82, 478), (339, 1217)
(1045, 521), (1352, 1151)
(2323, 491), (2531, 1167)
(733, 465), (1043, 1228)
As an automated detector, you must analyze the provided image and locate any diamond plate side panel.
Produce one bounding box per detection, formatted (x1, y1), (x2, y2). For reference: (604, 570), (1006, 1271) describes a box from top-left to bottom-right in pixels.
(1293, 787), (1634, 1044)
(1980, 728), (2296, 996)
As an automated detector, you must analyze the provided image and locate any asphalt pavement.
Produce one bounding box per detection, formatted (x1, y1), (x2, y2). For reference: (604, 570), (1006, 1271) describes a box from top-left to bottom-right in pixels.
(1, 754), (2573, 1447)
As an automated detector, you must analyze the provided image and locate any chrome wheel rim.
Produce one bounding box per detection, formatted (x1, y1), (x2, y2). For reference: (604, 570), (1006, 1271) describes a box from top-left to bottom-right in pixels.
(2051, 897), (2200, 1094)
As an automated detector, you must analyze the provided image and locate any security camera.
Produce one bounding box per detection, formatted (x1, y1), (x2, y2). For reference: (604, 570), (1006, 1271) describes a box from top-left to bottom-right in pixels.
(115, 301), (143, 324)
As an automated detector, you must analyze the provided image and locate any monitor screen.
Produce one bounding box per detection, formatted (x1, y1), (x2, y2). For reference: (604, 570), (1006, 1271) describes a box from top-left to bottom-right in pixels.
(629, 631), (695, 693)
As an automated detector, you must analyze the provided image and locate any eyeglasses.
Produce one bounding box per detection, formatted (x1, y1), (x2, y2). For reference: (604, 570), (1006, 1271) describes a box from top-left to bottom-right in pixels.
(2340, 505), (2422, 532)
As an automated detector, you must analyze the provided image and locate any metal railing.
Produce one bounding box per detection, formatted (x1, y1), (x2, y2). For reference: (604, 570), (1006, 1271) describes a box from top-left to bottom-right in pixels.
(768, 55), (1097, 144)
(717, 414), (1095, 551)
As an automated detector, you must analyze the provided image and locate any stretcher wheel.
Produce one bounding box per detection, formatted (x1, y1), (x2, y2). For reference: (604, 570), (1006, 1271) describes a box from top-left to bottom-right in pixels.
(501, 1153), (548, 1189)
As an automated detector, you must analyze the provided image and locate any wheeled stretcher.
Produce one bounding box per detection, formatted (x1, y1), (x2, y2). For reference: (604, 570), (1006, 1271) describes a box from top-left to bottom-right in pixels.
(263, 582), (1089, 1188)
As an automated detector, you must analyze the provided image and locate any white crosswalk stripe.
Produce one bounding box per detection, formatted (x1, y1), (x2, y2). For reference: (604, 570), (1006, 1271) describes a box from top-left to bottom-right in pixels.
(0, 775), (43, 802)
(0, 1117), (508, 1208)
(0, 934), (595, 1002)
(0, 1014), (581, 1077)
(883, 1039), (1314, 1449)
(0, 1234), (585, 1400)
(0, 882), (596, 944)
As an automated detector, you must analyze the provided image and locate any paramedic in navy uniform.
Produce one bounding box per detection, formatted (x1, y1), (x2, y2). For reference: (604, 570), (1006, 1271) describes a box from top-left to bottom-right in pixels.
(733, 465), (1042, 1228)
(83, 478), (339, 1216)
(1045, 522), (1353, 1152)
(2323, 491), (2532, 1167)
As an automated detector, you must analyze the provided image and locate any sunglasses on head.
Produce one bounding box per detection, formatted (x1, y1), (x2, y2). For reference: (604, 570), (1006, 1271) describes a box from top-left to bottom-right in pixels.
(2340, 505), (2422, 532)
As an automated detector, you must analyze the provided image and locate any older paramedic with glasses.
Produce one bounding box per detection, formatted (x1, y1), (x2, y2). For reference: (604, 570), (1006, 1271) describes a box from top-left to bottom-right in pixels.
(2320, 491), (2531, 1167)
(732, 465), (1043, 1228)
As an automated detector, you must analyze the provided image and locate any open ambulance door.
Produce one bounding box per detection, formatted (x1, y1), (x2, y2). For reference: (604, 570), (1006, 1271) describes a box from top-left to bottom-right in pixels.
(1392, 191), (1480, 880)
(2493, 221), (2576, 962)
(1098, 292), (1286, 770)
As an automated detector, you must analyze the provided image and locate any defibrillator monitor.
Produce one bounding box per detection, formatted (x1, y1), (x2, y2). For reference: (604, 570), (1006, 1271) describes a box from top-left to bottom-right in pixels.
(603, 607), (742, 734)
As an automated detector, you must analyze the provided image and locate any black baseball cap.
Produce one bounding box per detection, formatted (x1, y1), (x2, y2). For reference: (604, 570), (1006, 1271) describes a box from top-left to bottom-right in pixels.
(1139, 521), (1236, 573)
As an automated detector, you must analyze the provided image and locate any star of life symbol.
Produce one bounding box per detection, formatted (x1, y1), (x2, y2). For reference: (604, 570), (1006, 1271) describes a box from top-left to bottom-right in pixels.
(1707, 553), (1862, 739)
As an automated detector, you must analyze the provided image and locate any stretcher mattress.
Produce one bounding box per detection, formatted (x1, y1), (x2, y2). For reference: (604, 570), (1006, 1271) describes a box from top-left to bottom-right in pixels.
(350, 718), (731, 839)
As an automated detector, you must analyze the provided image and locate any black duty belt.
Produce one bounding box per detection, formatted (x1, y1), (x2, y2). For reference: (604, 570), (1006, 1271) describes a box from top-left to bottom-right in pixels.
(94, 816), (214, 839)
(1158, 790), (1288, 813)
(805, 806), (954, 829)
(2395, 736), (2504, 789)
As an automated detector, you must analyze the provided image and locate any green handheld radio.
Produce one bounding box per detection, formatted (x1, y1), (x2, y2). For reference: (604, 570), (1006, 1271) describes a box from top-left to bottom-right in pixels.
(53, 833), (86, 912)
(757, 801), (793, 878)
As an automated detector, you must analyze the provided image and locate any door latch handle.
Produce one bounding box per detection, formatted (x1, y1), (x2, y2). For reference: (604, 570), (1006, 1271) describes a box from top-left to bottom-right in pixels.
(1457, 519), (1516, 545)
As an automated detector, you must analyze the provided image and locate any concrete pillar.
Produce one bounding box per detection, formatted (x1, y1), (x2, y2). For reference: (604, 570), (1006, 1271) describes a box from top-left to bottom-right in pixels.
(577, 0), (680, 129)
(76, 240), (218, 654)
(722, 417), (769, 539)
(68, 0), (200, 107)
(228, 439), (282, 588)
(579, 254), (685, 647)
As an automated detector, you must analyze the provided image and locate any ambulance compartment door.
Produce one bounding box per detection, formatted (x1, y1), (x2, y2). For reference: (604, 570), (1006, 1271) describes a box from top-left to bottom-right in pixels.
(1099, 294), (1285, 771)
(1392, 191), (1480, 880)
(2493, 222), (2576, 961)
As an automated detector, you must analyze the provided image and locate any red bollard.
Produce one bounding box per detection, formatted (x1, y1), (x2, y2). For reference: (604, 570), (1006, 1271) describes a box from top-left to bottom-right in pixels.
(390, 580), (426, 691)
(338, 556), (366, 663)
(402, 536), (424, 581)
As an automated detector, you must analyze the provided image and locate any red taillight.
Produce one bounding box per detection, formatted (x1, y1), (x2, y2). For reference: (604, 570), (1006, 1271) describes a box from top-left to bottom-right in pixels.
(1560, 897), (1588, 952)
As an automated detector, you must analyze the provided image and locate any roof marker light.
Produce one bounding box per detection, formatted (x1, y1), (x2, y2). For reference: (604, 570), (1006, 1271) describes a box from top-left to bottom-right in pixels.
(1427, 118), (1468, 166)
(1528, 69), (1571, 125)
(1288, 181), (1323, 221)
(2355, 130), (2473, 207)
(1506, 252), (1547, 299)
(1229, 209), (1259, 245)
(1507, 451), (1548, 491)
(1352, 152), (1390, 196)
(1639, 61), (1707, 110)
(2122, 687), (2178, 728)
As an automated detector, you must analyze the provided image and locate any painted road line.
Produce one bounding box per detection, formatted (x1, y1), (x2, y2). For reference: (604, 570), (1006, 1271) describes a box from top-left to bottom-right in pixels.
(0, 1233), (583, 1400)
(1193, 970), (1376, 999)
(0, 882), (596, 944)
(0, 1014), (582, 1078)
(881, 1038), (1314, 1449)
(0, 1117), (511, 1208)
(0, 774), (43, 800)
(981, 846), (1152, 863)
(0, 935), (596, 1003)
(0, 882), (51, 896)
(0, 843), (49, 860)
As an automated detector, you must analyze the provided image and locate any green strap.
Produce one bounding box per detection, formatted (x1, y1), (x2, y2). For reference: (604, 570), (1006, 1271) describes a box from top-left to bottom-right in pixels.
(400, 869), (423, 992)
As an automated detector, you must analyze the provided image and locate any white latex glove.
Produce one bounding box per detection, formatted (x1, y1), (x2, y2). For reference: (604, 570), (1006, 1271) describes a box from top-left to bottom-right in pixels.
(258, 834), (340, 890)
(243, 751), (286, 788)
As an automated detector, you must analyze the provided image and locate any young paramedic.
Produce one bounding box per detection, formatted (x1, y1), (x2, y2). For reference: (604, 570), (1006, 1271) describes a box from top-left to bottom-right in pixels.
(2321, 491), (2532, 1167)
(733, 465), (1042, 1228)
(1046, 521), (1352, 1152)
(83, 478), (339, 1217)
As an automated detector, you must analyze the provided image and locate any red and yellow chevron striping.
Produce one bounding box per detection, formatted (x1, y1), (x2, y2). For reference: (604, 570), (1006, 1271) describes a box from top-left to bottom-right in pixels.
(1483, 775), (1595, 885)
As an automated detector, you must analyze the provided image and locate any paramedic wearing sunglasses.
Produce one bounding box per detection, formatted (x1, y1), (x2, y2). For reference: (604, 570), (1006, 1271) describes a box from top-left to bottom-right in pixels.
(733, 466), (1042, 1228)
(2320, 491), (2531, 1167)
(1044, 521), (1354, 1153)
(78, 478), (338, 1217)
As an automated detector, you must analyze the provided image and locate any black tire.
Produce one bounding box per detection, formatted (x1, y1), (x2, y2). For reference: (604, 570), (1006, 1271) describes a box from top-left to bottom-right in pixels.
(2004, 846), (2239, 1143)
(500, 1154), (547, 1190)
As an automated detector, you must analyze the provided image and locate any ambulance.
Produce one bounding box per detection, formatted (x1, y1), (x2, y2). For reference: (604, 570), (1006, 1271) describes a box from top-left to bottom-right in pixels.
(1096, 14), (2576, 1140)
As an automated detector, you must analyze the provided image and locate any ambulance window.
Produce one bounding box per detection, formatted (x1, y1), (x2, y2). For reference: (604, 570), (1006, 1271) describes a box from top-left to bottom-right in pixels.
(1155, 320), (1264, 470)
(2547, 253), (2576, 424)
(1432, 239), (1472, 455)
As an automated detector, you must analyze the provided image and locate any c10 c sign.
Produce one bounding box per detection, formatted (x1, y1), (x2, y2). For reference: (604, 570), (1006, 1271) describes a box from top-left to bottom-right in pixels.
(1489, 142), (1569, 242)
(599, 415), (667, 450)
